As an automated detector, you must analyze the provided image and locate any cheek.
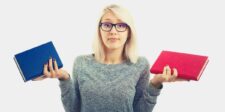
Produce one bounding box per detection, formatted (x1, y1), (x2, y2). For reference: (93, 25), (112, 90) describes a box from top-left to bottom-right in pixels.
(100, 31), (109, 45)
(120, 33), (128, 43)
(100, 29), (109, 37)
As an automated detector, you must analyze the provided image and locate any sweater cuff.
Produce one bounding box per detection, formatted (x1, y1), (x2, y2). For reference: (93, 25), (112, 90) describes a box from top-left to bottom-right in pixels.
(147, 83), (163, 96)
(59, 78), (72, 91)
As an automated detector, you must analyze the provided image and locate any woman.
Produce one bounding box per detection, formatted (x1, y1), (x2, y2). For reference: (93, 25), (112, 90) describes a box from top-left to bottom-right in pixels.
(34, 4), (183, 112)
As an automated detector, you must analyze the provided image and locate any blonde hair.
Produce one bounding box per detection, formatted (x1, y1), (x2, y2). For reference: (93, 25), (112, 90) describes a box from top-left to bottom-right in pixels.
(92, 4), (138, 63)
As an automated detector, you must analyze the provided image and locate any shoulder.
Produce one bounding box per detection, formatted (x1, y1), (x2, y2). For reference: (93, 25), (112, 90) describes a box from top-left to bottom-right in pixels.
(74, 54), (92, 62)
(73, 54), (93, 66)
(135, 56), (149, 67)
(129, 56), (150, 72)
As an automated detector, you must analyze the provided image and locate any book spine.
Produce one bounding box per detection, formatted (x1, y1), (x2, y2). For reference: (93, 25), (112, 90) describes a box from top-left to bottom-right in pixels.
(14, 57), (27, 82)
(196, 58), (209, 81)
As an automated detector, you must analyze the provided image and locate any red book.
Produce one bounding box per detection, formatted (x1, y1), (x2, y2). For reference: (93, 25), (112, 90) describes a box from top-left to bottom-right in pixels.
(150, 50), (209, 81)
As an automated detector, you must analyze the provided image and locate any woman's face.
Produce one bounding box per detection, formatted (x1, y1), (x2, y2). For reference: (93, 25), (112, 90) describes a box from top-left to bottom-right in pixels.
(100, 12), (129, 51)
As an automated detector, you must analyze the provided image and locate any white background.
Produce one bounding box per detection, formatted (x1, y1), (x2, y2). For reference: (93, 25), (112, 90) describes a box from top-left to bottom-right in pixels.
(0, 0), (224, 112)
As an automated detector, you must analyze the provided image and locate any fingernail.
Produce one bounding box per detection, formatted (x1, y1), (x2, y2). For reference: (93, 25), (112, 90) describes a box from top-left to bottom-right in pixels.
(53, 58), (56, 62)
(49, 56), (52, 59)
(43, 63), (47, 67)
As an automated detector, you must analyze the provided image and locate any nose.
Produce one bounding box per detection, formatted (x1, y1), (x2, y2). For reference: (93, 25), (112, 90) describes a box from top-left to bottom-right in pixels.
(109, 26), (117, 35)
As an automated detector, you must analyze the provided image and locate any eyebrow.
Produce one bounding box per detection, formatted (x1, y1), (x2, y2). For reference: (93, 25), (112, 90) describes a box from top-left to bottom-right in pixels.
(102, 18), (123, 22)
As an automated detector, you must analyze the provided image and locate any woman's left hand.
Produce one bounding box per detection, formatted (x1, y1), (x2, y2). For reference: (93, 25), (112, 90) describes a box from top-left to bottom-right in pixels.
(150, 65), (188, 88)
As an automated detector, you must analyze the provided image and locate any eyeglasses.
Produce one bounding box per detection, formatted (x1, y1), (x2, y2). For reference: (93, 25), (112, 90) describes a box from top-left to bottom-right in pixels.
(99, 22), (128, 32)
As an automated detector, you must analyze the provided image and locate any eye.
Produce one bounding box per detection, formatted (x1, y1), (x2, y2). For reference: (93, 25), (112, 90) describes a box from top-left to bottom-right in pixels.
(116, 23), (128, 28)
(102, 23), (112, 28)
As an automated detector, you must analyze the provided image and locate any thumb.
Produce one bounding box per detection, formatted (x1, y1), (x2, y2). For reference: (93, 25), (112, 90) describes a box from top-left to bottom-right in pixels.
(32, 75), (47, 81)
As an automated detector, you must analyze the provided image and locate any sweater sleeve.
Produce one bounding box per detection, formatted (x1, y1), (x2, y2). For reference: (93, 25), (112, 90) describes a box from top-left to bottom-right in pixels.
(133, 58), (163, 112)
(59, 57), (82, 112)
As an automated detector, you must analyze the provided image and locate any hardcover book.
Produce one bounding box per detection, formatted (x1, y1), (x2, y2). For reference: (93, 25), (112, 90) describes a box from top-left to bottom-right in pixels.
(14, 41), (63, 82)
(150, 50), (209, 81)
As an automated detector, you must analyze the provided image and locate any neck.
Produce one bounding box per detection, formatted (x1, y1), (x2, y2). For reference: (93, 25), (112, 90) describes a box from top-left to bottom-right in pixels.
(104, 48), (125, 64)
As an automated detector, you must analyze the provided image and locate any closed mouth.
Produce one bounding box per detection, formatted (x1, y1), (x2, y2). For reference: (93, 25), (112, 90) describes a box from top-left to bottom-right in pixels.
(108, 38), (119, 40)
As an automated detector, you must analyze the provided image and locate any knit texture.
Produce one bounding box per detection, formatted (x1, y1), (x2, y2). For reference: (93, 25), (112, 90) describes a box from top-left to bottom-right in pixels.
(59, 54), (162, 112)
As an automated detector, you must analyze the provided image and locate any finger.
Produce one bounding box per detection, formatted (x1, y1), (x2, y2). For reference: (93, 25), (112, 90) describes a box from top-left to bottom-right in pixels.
(48, 57), (55, 78)
(166, 65), (171, 76)
(32, 75), (46, 81)
(43, 63), (51, 78)
(170, 68), (178, 82)
(53, 58), (59, 78)
(162, 66), (167, 75)
(175, 78), (190, 82)
(164, 65), (171, 81)
(53, 58), (59, 71)
(160, 66), (169, 81)
(173, 68), (178, 76)
(161, 66), (167, 81)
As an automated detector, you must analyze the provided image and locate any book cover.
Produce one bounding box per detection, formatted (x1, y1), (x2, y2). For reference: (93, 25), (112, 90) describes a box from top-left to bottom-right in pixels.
(14, 41), (63, 82)
(150, 50), (209, 81)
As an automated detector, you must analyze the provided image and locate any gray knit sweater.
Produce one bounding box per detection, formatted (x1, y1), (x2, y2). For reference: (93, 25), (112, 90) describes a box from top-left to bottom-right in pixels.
(59, 54), (162, 112)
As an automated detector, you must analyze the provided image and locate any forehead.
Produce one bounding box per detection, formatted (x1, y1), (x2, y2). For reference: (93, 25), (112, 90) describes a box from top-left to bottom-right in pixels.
(101, 12), (123, 23)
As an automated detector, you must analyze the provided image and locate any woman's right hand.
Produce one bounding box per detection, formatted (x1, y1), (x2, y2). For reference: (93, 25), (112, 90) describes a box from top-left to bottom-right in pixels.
(33, 57), (70, 81)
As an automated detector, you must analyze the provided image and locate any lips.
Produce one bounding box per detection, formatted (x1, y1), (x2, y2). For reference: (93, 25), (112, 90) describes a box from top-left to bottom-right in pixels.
(108, 38), (119, 40)
(108, 38), (118, 43)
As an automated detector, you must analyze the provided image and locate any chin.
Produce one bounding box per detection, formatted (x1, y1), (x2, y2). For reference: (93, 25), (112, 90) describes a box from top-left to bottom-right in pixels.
(107, 45), (123, 50)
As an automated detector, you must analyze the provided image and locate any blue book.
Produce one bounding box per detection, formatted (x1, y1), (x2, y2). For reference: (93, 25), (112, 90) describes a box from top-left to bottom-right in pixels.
(14, 41), (63, 82)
